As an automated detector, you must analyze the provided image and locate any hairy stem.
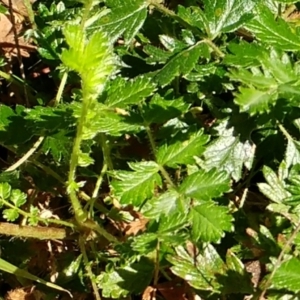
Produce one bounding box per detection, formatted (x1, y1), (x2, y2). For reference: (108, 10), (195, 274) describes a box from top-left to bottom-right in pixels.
(0, 222), (74, 240)
(79, 236), (102, 300)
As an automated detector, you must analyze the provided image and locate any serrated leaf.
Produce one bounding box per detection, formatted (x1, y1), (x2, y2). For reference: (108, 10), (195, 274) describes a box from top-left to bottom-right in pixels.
(61, 23), (115, 98)
(246, 5), (300, 51)
(157, 129), (209, 168)
(42, 131), (73, 162)
(10, 190), (27, 207)
(28, 206), (39, 226)
(179, 168), (230, 201)
(111, 161), (161, 206)
(0, 182), (11, 200)
(224, 40), (266, 67)
(177, 5), (205, 31)
(78, 152), (94, 167)
(272, 258), (300, 292)
(154, 42), (208, 86)
(90, 0), (147, 45)
(105, 76), (156, 108)
(258, 166), (290, 203)
(168, 244), (225, 291)
(131, 233), (158, 253)
(142, 94), (190, 125)
(203, 119), (255, 181)
(97, 257), (154, 298)
(3, 208), (19, 222)
(143, 189), (184, 218)
(189, 203), (233, 242)
(0, 105), (32, 145)
(202, 0), (256, 38)
(234, 87), (278, 114)
(285, 139), (300, 169)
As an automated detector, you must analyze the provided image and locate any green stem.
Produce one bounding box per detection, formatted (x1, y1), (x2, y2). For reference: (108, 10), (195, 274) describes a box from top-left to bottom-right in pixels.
(277, 121), (293, 141)
(148, 0), (176, 17)
(100, 133), (114, 170)
(0, 198), (76, 229)
(68, 93), (92, 223)
(78, 236), (102, 300)
(203, 39), (225, 58)
(145, 126), (176, 187)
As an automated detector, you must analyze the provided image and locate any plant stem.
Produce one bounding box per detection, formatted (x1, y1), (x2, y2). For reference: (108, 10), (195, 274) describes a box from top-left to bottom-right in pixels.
(79, 236), (102, 300)
(0, 198), (76, 229)
(144, 126), (176, 187)
(153, 241), (160, 286)
(148, 0), (176, 17)
(0, 222), (73, 240)
(68, 94), (92, 223)
(203, 39), (225, 58)
(5, 137), (44, 172)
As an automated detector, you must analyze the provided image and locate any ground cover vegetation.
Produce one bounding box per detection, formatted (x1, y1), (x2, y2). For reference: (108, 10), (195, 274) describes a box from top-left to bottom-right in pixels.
(1, 0), (300, 299)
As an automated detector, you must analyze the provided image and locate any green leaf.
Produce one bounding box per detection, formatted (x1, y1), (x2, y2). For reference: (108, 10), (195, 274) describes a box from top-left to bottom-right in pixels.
(105, 76), (157, 108)
(3, 208), (19, 222)
(0, 182), (11, 200)
(189, 203), (233, 242)
(168, 244), (225, 291)
(142, 94), (190, 125)
(258, 166), (290, 203)
(10, 189), (27, 207)
(143, 189), (184, 219)
(272, 258), (300, 292)
(61, 24), (115, 97)
(154, 42), (208, 87)
(202, 0), (256, 38)
(0, 257), (71, 296)
(179, 168), (230, 201)
(224, 40), (266, 67)
(97, 257), (154, 299)
(157, 129), (209, 168)
(111, 161), (161, 206)
(42, 131), (73, 162)
(203, 119), (255, 181)
(234, 87), (278, 115)
(285, 139), (300, 169)
(177, 5), (205, 31)
(246, 5), (300, 51)
(90, 0), (148, 45)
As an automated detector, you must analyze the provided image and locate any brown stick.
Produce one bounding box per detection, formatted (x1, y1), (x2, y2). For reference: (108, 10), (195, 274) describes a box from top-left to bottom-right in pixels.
(0, 222), (76, 240)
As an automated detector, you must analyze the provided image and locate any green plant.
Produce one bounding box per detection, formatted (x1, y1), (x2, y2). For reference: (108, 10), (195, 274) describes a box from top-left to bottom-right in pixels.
(2, 0), (300, 299)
